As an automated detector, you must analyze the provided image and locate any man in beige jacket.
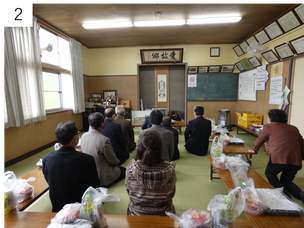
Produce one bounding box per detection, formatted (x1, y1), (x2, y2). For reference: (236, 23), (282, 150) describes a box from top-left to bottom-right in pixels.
(81, 112), (126, 187)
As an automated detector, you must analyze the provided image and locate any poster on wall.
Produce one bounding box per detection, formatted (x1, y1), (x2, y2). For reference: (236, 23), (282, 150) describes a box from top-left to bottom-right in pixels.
(238, 69), (257, 101)
(157, 74), (167, 102)
(269, 76), (283, 104)
(256, 65), (268, 90)
(188, 74), (197, 87)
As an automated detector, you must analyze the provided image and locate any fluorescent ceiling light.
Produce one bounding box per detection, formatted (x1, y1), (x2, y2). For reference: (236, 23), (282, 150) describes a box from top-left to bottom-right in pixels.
(187, 16), (242, 25)
(134, 19), (186, 27)
(82, 21), (133, 29)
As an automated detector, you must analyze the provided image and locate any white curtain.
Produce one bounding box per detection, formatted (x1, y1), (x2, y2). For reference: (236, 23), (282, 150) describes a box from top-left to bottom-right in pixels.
(4, 16), (46, 128)
(70, 38), (85, 113)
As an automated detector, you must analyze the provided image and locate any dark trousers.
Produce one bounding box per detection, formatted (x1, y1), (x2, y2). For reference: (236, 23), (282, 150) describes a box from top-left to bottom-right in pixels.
(103, 167), (126, 188)
(265, 159), (302, 200)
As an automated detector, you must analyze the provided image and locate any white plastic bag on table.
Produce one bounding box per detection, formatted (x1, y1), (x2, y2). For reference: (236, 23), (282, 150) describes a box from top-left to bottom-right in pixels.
(242, 178), (265, 216)
(211, 136), (226, 169)
(79, 186), (120, 228)
(166, 208), (211, 228)
(226, 161), (250, 188)
(207, 187), (245, 226)
(220, 134), (230, 145)
(4, 171), (18, 213)
(47, 219), (93, 228)
(16, 177), (35, 203)
(256, 188), (304, 216)
(51, 203), (82, 224)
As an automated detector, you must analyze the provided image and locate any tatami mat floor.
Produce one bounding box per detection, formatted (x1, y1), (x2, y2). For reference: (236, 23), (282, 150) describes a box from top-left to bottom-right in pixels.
(5, 126), (304, 216)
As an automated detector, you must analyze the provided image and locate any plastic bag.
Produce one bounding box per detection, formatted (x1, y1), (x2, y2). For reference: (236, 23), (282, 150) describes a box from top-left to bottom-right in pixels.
(79, 186), (120, 228)
(226, 161), (250, 188)
(51, 203), (82, 224)
(16, 177), (35, 203)
(4, 171), (18, 213)
(207, 187), (245, 226)
(47, 219), (93, 228)
(220, 134), (230, 145)
(242, 178), (265, 216)
(256, 188), (304, 216)
(166, 208), (212, 228)
(36, 159), (43, 167)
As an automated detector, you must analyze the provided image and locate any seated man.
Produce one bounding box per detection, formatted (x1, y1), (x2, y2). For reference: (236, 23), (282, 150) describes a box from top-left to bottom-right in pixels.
(81, 112), (126, 187)
(102, 108), (129, 164)
(114, 105), (136, 153)
(138, 110), (174, 162)
(141, 116), (152, 130)
(42, 121), (100, 212)
(185, 105), (211, 156)
(162, 116), (180, 161)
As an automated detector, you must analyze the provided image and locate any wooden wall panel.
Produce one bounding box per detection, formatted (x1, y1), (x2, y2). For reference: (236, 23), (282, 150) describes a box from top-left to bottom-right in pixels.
(236, 61), (290, 125)
(155, 65), (169, 109)
(5, 111), (82, 162)
(88, 75), (138, 111)
(187, 101), (237, 124)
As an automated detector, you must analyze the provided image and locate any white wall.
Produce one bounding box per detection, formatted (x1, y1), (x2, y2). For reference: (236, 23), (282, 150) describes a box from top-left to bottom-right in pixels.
(290, 56), (304, 135)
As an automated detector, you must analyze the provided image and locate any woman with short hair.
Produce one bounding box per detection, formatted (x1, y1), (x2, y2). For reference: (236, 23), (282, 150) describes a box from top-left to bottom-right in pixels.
(125, 130), (176, 216)
(250, 109), (304, 203)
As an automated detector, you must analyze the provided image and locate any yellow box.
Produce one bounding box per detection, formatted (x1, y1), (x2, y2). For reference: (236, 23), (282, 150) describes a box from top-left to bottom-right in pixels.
(120, 100), (130, 108)
(236, 112), (262, 128)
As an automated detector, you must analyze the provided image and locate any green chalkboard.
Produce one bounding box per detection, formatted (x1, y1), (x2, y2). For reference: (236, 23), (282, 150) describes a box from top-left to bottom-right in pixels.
(187, 73), (238, 101)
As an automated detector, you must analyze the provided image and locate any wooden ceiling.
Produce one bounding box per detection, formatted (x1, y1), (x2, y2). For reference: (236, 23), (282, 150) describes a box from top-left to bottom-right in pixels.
(33, 4), (296, 48)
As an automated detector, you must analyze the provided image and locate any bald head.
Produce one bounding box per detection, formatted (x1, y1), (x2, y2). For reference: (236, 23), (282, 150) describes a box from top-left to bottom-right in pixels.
(162, 116), (171, 127)
(104, 108), (115, 119)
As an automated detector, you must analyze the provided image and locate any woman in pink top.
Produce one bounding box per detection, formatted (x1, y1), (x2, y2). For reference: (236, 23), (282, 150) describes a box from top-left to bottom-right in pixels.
(250, 109), (304, 203)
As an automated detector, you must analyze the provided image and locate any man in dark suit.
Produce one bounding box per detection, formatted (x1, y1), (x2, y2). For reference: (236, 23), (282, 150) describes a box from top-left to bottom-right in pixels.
(114, 105), (136, 152)
(102, 108), (129, 164)
(184, 105), (211, 156)
(141, 116), (152, 130)
(42, 121), (100, 212)
(162, 115), (180, 161)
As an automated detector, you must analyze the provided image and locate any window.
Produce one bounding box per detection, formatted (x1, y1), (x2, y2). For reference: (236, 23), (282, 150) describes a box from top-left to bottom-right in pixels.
(39, 26), (72, 111)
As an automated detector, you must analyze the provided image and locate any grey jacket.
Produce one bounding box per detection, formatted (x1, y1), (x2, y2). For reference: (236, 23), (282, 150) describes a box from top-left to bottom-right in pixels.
(138, 125), (174, 162)
(81, 129), (120, 186)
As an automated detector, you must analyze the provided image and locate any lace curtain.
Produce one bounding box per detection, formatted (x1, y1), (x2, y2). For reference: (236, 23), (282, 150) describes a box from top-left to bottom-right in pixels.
(4, 16), (46, 128)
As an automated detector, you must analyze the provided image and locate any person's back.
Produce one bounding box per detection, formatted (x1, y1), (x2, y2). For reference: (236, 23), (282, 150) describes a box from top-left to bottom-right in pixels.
(81, 112), (126, 187)
(126, 131), (176, 216)
(102, 108), (129, 163)
(185, 105), (211, 156)
(114, 105), (136, 152)
(42, 121), (100, 212)
(138, 110), (174, 161)
(162, 116), (180, 161)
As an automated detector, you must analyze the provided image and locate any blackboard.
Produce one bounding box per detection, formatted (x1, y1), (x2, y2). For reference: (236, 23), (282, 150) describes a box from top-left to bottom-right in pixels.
(187, 73), (238, 101)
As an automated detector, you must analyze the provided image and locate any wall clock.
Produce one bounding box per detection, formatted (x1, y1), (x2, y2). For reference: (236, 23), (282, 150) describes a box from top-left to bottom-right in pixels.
(210, 47), (220, 57)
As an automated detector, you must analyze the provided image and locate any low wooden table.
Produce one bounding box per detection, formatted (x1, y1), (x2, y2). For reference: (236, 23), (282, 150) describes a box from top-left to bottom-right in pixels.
(5, 209), (254, 228)
(16, 168), (49, 211)
(207, 156), (304, 227)
(235, 124), (260, 137)
(223, 144), (257, 166)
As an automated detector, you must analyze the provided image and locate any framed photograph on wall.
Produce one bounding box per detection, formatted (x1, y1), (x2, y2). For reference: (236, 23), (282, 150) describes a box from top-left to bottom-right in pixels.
(208, 65), (221, 73)
(233, 45), (244, 57)
(239, 41), (250, 53)
(294, 4), (304, 23)
(254, 29), (270, 45)
(261, 50), (280, 63)
(277, 11), (301, 33)
(289, 35), (304, 55)
(240, 58), (254, 70)
(188, 66), (198, 74)
(246, 36), (260, 51)
(198, 66), (209, 73)
(274, 43), (295, 60)
(264, 21), (284, 40)
(235, 62), (245, 72)
(103, 90), (117, 100)
(248, 56), (262, 68)
(221, 65), (234, 73)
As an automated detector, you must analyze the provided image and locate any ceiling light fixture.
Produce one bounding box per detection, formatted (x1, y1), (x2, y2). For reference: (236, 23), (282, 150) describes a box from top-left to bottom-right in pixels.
(187, 16), (242, 25)
(82, 21), (133, 29)
(134, 19), (186, 27)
